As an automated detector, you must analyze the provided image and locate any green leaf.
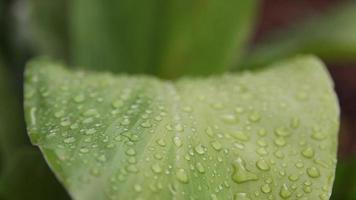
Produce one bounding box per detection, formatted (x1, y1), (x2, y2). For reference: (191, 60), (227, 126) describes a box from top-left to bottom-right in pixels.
(238, 2), (356, 70)
(24, 55), (339, 199)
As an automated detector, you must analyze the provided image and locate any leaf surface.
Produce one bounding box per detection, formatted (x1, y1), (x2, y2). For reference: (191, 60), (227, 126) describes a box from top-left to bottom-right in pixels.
(25, 56), (339, 200)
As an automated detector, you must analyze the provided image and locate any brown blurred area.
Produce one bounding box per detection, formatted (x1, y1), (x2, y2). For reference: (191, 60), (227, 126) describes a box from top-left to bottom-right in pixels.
(254, 0), (356, 158)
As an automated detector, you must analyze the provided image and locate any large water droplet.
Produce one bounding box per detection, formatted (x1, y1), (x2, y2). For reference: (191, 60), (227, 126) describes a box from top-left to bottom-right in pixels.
(196, 162), (205, 173)
(176, 168), (189, 183)
(301, 147), (314, 159)
(279, 184), (292, 199)
(256, 159), (270, 171)
(232, 157), (258, 184)
(211, 141), (222, 151)
(307, 167), (320, 178)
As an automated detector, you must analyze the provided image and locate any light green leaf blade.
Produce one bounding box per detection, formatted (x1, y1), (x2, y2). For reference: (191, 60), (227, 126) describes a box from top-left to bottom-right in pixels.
(238, 2), (356, 70)
(70, 0), (258, 78)
(25, 55), (339, 200)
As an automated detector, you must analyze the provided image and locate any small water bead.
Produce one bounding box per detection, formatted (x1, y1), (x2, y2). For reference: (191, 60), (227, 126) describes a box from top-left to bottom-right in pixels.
(183, 106), (193, 113)
(74, 94), (85, 103)
(290, 117), (300, 129)
(127, 157), (136, 164)
(210, 194), (218, 200)
(256, 159), (270, 171)
(83, 109), (98, 116)
(85, 128), (96, 135)
(221, 114), (238, 124)
(279, 184), (292, 199)
(54, 111), (65, 118)
(151, 163), (163, 174)
(261, 184), (271, 194)
(274, 137), (286, 147)
(176, 169), (189, 183)
(126, 165), (139, 173)
(232, 131), (249, 141)
(63, 137), (76, 144)
(112, 100), (124, 108)
(258, 129), (267, 137)
(121, 118), (130, 125)
(307, 167), (320, 178)
(194, 144), (205, 155)
(274, 150), (284, 159)
(156, 139), (166, 147)
(174, 124), (184, 132)
(256, 148), (268, 156)
(205, 127), (215, 137)
(231, 157), (258, 184)
(196, 162), (205, 173)
(140, 121), (152, 128)
(173, 137), (183, 147)
(312, 132), (326, 140)
(60, 120), (71, 127)
(234, 193), (251, 200)
(97, 155), (107, 163)
(274, 127), (290, 137)
(211, 141), (222, 151)
(134, 184), (142, 192)
(126, 148), (136, 156)
(302, 147), (315, 159)
(248, 112), (261, 123)
(80, 148), (89, 153)
(154, 153), (163, 160)
(82, 117), (94, 124)
(288, 175), (299, 182)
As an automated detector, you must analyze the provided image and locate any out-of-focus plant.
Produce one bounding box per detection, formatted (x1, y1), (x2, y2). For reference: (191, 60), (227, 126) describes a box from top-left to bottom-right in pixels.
(0, 0), (355, 200)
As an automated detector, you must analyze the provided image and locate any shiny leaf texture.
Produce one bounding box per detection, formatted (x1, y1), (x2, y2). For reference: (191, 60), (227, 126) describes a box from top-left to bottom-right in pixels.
(25, 56), (339, 200)
(238, 1), (356, 70)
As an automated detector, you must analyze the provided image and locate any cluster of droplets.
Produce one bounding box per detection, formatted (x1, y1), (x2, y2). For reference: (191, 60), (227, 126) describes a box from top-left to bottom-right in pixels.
(24, 65), (337, 200)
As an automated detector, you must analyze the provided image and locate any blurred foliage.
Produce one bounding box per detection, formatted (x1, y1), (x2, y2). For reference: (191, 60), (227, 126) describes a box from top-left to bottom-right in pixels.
(26, 0), (258, 79)
(331, 159), (356, 199)
(238, 1), (356, 70)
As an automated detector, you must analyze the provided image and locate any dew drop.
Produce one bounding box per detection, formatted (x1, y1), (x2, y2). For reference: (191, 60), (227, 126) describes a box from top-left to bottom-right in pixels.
(194, 144), (205, 155)
(234, 193), (251, 200)
(256, 159), (270, 171)
(279, 184), (292, 199)
(261, 184), (271, 194)
(126, 148), (136, 156)
(156, 139), (166, 147)
(63, 137), (76, 144)
(232, 157), (258, 184)
(301, 147), (314, 159)
(211, 141), (222, 151)
(151, 163), (162, 174)
(140, 121), (152, 128)
(176, 168), (189, 183)
(307, 167), (320, 178)
(196, 162), (205, 173)
(173, 137), (183, 147)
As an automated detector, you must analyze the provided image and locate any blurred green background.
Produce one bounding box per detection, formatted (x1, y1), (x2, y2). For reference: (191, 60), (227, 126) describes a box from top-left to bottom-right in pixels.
(0, 0), (356, 199)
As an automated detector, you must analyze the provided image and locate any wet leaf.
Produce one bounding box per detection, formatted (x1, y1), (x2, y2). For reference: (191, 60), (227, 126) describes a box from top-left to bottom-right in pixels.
(24, 55), (339, 199)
